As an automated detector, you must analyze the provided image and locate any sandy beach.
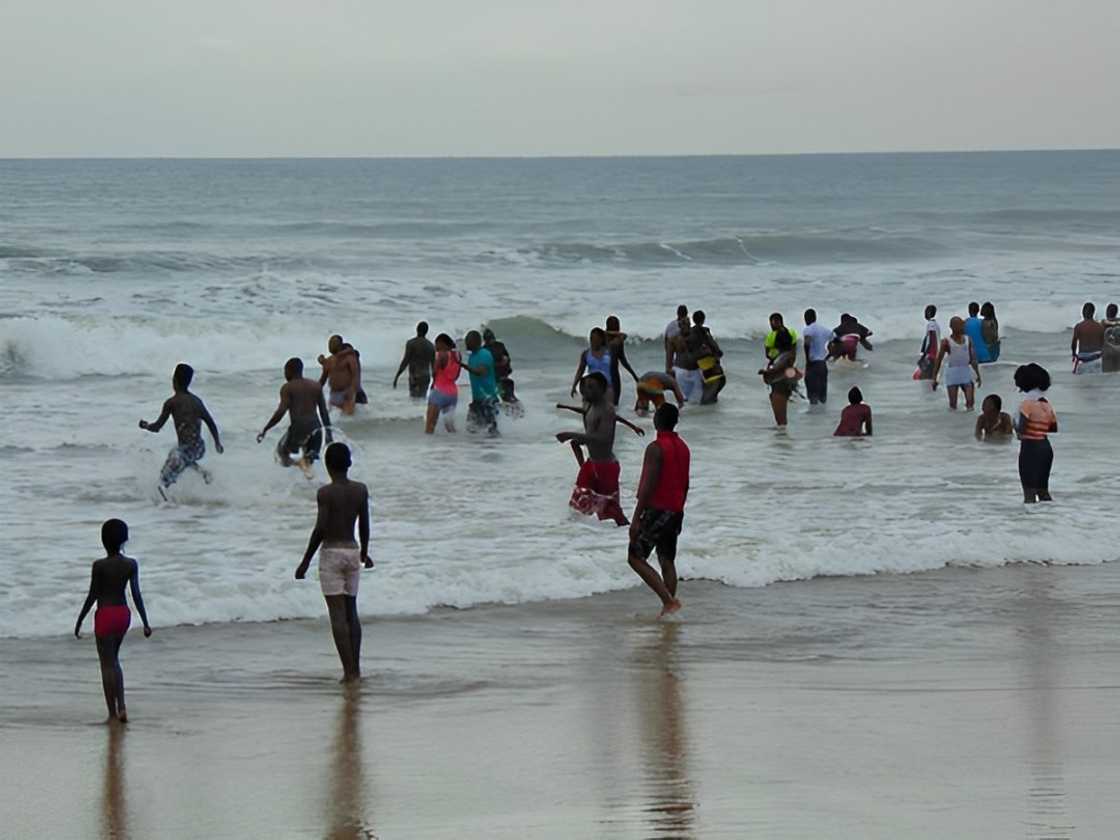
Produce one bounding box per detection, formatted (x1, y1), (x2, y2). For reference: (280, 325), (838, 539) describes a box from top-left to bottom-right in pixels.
(4, 562), (1119, 839)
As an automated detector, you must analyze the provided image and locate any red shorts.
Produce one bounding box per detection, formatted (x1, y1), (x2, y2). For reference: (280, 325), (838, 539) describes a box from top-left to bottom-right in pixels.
(94, 605), (131, 638)
(569, 460), (624, 522)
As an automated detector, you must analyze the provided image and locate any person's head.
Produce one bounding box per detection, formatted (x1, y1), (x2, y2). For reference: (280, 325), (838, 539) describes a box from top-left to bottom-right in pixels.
(101, 518), (129, 555)
(435, 333), (455, 351)
(417, 321), (429, 337)
(654, 402), (680, 432)
(324, 442), (352, 475)
(848, 386), (863, 405)
(676, 304), (688, 320)
(482, 327), (496, 344)
(981, 301), (996, 319)
(284, 357), (303, 381)
(328, 334), (343, 354)
(804, 308), (817, 325)
(465, 330), (482, 351)
(774, 327), (794, 353)
(1014, 363), (1051, 393)
(1108, 303), (1118, 320)
(968, 301), (980, 317)
(924, 304), (937, 320)
(589, 327), (606, 349)
(840, 312), (854, 324)
(172, 363), (194, 391)
(949, 316), (964, 336)
(581, 372), (608, 403)
(769, 312), (784, 331)
(981, 394), (1002, 416)
(1083, 302), (1096, 319)
(606, 315), (620, 332)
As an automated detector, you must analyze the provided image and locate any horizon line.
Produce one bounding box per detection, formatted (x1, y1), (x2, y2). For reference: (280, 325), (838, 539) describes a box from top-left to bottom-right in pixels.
(2, 146), (1119, 162)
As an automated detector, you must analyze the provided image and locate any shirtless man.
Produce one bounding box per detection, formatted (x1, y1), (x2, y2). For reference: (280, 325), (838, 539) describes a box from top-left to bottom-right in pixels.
(257, 357), (332, 475)
(1102, 303), (1120, 374)
(555, 372), (629, 526)
(664, 305), (689, 373)
(393, 322), (436, 398)
(139, 363), (223, 498)
(634, 370), (686, 416)
(295, 443), (372, 683)
(1072, 303), (1106, 373)
(319, 335), (363, 414)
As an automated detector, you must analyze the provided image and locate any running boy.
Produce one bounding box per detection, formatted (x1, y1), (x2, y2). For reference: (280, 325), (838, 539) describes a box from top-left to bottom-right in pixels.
(139, 363), (223, 497)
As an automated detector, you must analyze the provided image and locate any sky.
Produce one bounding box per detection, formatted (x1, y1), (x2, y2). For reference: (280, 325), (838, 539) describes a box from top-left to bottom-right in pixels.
(2, 0), (1118, 157)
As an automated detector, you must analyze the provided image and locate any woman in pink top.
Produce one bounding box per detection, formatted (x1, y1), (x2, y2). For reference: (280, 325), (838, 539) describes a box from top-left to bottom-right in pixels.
(834, 387), (873, 437)
(425, 334), (461, 434)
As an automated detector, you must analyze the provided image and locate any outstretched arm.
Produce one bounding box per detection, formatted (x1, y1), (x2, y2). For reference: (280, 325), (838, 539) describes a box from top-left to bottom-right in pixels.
(128, 561), (151, 635)
(258, 386), (290, 442)
(556, 404), (587, 416)
(140, 400), (172, 432)
(615, 415), (646, 437)
(200, 401), (224, 453)
(74, 566), (97, 637)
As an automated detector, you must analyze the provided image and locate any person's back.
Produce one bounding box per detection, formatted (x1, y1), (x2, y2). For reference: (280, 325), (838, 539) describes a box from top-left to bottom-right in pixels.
(834, 388), (872, 436)
(91, 554), (134, 608)
(408, 336), (435, 373)
(287, 377), (324, 421)
(964, 314), (987, 362)
(319, 479), (368, 546)
(167, 392), (205, 444)
(1103, 304), (1120, 373)
(469, 346), (498, 399)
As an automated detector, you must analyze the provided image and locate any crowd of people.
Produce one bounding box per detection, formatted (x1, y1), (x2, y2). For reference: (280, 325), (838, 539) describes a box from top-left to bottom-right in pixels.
(74, 299), (1114, 719)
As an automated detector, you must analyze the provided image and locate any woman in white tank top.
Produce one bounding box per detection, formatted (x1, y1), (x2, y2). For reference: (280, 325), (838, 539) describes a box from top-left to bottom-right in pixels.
(934, 316), (982, 409)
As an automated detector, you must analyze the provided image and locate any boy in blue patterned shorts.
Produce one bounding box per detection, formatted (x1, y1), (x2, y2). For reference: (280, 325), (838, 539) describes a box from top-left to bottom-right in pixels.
(139, 364), (224, 498)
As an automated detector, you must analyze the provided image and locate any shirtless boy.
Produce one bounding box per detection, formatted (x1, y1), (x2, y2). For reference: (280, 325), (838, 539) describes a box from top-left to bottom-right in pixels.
(139, 363), (223, 498)
(295, 443), (373, 683)
(257, 357), (333, 474)
(555, 372), (630, 526)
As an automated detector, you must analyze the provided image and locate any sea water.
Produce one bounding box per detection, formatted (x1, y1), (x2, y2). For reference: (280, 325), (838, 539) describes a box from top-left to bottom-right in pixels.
(2, 152), (1119, 637)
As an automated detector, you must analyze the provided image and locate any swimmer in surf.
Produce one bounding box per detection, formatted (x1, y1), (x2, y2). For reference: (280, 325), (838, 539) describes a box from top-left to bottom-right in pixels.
(139, 363), (223, 497)
(393, 321), (436, 398)
(555, 372), (630, 526)
(74, 519), (152, 723)
(828, 313), (873, 362)
(975, 394), (1014, 441)
(1072, 302), (1106, 373)
(295, 443), (373, 682)
(628, 403), (690, 617)
(257, 357), (333, 474)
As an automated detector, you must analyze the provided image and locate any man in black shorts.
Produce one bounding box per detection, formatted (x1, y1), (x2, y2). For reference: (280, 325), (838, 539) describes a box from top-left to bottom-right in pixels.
(257, 357), (333, 475)
(628, 404), (690, 616)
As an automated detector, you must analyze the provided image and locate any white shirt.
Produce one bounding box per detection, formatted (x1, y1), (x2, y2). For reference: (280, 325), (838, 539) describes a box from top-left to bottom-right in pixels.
(665, 319), (682, 340)
(924, 319), (942, 351)
(802, 322), (834, 362)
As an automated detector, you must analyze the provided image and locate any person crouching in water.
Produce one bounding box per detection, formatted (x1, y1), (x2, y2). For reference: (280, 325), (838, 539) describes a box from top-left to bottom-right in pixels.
(74, 519), (152, 723)
(975, 394), (1013, 441)
(426, 334), (461, 434)
(1014, 364), (1058, 503)
(555, 372), (630, 526)
(833, 387), (872, 436)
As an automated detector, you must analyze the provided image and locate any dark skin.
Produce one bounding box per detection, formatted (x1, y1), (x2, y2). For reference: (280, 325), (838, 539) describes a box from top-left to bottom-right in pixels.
(1072, 313), (1106, 356)
(296, 468), (372, 682)
(554, 379), (620, 462)
(139, 380), (224, 485)
(394, 334), (435, 388)
(319, 337), (361, 414)
(257, 372), (332, 467)
(975, 403), (1014, 440)
(628, 425), (687, 617)
(75, 553), (152, 723)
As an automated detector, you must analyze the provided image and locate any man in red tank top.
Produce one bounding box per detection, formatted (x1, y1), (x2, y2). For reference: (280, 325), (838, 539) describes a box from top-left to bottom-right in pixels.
(628, 404), (690, 616)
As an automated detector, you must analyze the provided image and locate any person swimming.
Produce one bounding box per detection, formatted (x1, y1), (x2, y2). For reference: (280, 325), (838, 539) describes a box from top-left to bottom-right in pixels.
(833, 387), (872, 437)
(975, 394), (1013, 441)
(1014, 363), (1058, 503)
(74, 519), (152, 723)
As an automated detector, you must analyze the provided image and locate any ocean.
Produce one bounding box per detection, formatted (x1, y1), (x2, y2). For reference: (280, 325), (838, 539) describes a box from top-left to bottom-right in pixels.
(2, 152), (1119, 639)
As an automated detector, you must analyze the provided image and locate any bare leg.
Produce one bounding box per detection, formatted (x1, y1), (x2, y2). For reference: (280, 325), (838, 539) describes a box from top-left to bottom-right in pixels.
(963, 384), (976, 410)
(656, 549), (678, 598)
(425, 404), (439, 434)
(325, 596), (358, 681)
(628, 551), (680, 613)
(95, 635), (125, 722)
(770, 392), (789, 426)
(947, 385), (959, 410)
(346, 596), (362, 680)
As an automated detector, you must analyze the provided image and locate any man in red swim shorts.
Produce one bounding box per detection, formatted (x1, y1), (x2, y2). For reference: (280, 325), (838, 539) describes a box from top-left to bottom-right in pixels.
(556, 372), (629, 526)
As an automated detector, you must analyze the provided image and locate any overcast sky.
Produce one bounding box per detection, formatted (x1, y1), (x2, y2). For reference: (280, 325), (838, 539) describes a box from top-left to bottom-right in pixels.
(2, 0), (1118, 157)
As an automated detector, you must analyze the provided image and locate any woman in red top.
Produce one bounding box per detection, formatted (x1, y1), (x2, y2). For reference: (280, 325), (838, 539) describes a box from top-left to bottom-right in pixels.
(834, 387), (873, 437)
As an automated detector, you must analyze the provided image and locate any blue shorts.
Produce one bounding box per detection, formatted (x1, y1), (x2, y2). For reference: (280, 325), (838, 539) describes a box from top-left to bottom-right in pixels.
(428, 390), (458, 413)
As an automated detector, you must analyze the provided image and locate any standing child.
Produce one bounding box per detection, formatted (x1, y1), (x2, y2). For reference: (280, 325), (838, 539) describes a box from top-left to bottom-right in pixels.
(1014, 364), (1058, 503)
(833, 387), (873, 436)
(74, 520), (152, 723)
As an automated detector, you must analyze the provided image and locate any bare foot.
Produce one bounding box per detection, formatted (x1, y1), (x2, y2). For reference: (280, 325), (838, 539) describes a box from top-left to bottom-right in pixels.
(659, 599), (683, 618)
(297, 458), (314, 480)
(117, 709), (128, 724)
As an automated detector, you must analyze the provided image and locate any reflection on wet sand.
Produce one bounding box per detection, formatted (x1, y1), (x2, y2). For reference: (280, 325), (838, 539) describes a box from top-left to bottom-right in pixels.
(323, 688), (376, 840)
(1022, 569), (1073, 840)
(638, 623), (696, 838)
(100, 724), (128, 840)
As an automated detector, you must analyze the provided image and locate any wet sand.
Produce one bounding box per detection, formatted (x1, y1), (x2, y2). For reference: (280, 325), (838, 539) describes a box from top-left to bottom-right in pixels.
(4, 563), (1120, 839)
